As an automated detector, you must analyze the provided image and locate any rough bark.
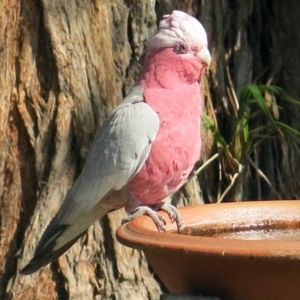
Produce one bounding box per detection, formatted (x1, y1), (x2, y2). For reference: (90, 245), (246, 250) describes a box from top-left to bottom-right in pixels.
(0, 0), (300, 299)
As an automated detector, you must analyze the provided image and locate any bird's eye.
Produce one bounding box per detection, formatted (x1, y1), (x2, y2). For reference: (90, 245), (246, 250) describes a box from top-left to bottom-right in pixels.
(174, 43), (189, 54)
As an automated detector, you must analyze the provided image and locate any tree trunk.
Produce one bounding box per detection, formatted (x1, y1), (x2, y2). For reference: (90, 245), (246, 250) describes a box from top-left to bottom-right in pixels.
(1, 0), (300, 299)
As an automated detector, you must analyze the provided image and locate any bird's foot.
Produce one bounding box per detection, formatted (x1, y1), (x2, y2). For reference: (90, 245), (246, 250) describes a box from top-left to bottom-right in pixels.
(122, 206), (166, 231)
(153, 202), (185, 232)
(122, 203), (184, 232)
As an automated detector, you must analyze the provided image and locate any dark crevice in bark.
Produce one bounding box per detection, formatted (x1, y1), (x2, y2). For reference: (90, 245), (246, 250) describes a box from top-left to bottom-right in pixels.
(34, 0), (60, 188)
(122, 11), (140, 96)
(255, 2), (273, 81)
(14, 105), (38, 250)
(102, 215), (119, 280)
(35, 8), (60, 101)
(51, 261), (70, 300)
(2, 102), (38, 300)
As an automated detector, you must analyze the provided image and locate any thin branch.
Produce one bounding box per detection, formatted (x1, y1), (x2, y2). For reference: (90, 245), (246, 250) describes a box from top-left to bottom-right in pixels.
(248, 156), (280, 198)
(217, 159), (243, 203)
(217, 152), (222, 201)
(254, 149), (261, 200)
(194, 153), (219, 176)
(226, 65), (239, 115)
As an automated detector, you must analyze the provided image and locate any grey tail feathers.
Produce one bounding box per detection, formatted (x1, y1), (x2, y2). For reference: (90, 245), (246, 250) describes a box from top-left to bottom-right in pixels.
(20, 219), (86, 275)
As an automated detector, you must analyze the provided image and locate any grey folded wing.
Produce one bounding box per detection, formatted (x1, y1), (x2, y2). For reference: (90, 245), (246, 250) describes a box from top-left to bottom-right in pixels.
(57, 86), (160, 224)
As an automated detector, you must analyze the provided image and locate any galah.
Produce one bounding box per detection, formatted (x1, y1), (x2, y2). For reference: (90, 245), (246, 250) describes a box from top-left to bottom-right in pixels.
(21, 10), (211, 275)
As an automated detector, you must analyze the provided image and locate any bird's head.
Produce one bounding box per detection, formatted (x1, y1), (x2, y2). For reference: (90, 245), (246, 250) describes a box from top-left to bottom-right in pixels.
(148, 10), (211, 70)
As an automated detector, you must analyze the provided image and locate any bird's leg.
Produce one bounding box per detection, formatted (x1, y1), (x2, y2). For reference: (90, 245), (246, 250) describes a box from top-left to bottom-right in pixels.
(122, 202), (184, 232)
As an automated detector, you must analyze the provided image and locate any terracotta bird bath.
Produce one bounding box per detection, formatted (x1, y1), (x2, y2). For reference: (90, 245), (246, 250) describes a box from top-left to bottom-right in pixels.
(116, 201), (300, 300)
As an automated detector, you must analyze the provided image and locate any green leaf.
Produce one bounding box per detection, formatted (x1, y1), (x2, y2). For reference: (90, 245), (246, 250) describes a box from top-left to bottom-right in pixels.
(203, 114), (227, 149)
(260, 85), (300, 105)
(246, 85), (276, 125)
(275, 121), (300, 136)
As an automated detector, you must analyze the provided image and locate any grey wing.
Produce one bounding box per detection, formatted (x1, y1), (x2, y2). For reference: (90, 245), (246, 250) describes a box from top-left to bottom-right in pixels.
(57, 86), (160, 224)
(19, 87), (160, 275)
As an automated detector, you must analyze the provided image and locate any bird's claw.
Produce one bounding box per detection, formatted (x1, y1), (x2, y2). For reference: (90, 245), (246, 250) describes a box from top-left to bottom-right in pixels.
(155, 202), (185, 232)
(122, 206), (166, 232)
(123, 203), (184, 232)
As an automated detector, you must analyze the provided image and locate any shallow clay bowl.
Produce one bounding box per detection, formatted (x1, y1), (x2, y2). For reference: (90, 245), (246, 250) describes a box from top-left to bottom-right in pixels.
(116, 201), (300, 300)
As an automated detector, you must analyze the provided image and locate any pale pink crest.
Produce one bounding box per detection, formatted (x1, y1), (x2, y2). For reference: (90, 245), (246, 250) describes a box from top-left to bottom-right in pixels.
(149, 10), (208, 50)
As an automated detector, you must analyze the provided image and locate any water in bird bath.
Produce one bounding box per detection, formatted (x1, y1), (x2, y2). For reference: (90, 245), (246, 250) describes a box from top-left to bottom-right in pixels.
(211, 227), (300, 240)
(179, 220), (300, 241)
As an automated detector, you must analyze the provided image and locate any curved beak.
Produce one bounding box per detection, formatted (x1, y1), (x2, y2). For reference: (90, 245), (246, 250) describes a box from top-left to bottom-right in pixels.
(197, 46), (211, 69)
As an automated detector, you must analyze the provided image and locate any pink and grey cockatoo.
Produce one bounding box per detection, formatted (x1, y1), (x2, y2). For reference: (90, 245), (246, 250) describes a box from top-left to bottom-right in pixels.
(21, 10), (211, 275)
